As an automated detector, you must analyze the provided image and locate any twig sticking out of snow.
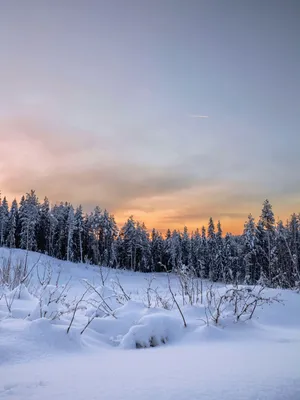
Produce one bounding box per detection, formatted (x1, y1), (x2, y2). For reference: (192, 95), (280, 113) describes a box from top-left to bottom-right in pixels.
(159, 262), (187, 328)
(67, 288), (89, 334)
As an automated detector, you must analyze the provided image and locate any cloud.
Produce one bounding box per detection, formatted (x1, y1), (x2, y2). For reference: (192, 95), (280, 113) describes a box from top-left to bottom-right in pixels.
(162, 211), (248, 224)
(1, 115), (299, 235)
(0, 160), (219, 212)
(0, 116), (99, 157)
(0, 117), (231, 212)
(189, 115), (209, 118)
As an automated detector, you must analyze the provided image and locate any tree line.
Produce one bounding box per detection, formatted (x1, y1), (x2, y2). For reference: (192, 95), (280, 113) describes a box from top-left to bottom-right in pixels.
(0, 190), (299, 288)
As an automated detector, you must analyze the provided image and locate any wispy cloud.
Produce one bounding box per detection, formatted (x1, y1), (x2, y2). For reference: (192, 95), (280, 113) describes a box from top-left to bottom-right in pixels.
(189, 114), (209, 118)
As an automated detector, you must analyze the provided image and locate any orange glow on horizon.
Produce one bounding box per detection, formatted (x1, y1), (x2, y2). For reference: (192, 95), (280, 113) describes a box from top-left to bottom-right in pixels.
(114, 211), (246, 235)
(1, 188), (299, 238)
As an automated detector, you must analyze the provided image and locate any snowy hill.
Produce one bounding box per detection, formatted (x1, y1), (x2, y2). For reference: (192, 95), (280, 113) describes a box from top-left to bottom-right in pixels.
(0, 248), (300, 400)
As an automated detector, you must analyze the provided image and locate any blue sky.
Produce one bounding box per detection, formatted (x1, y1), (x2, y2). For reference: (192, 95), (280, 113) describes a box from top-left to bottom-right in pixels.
(0, 1), (299, 232)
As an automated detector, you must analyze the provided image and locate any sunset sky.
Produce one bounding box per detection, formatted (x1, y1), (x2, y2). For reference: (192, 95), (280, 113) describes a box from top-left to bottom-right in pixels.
(0, 1), (299, 234)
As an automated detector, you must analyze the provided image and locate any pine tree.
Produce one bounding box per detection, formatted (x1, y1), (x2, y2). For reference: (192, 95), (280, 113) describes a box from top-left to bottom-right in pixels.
(181, 226), (191, 268)
(51, 202), (70, 259)
(170, 230), (182, 270)
(6, 199), (18, 248)
(255, 220), (267, 284)
(16, 195), (25, 248)
(66, 205), (75, 262)
(119, 216), (137, 270)
(191, 229), (201, 275)
(135, 222), (151, 272)
(90, 206), (102, 264)
(164, 229), (172, 270)
(224, 233), (239, 283)
(100, 210), (118, 266)
(288, 213), (300, 282)
(0, 196), (9, 246)
(260, 199), (275, 231)
(201, 226), (209, 278)
(19, 190), (40, 251)
(37, 197), (51, 253)
(259, 200), (277, 286)
(48, 210), (58, 257)
(74, 205), (84, 263)
(243, 214), (258, 284)
(215, 221), (225, 282)
(207, 217), (218, 281)
(276, 220), (292, 287)
(151, 229), (164, 272)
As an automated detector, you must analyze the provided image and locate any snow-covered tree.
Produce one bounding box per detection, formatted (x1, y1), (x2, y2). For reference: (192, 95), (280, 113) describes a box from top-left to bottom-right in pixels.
(37, 197), (51, 253)
(215, 221), (225, 282)
(150, 229), (165, 272)
(135, 222), (151, 272)
(6, 199), (18, 248)
(0, 189), (299, 289)
(100, 210), (118, 266)
(181, 226), (191, 268)
(74, 205), (84, 263)
(66, 205), (75, 262)
(259, 200), (277, 286)
(207, 217), (218, 281)
(0, 196), (9, 246)
(19, 190), (40, 251)
(118, 216), (137, 270)
(170, 230), (182, 270)
(243, 214), (258, 284)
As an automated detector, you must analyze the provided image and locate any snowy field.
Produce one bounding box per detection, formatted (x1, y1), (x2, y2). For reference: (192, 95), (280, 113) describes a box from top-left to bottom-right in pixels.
(0, 248), (300, 400)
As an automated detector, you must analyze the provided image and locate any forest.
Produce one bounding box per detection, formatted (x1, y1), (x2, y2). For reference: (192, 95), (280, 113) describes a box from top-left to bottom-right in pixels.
(0, 190), (299, 289)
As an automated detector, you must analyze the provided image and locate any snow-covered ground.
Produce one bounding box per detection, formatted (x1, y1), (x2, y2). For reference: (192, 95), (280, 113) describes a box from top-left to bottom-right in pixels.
(0, 248), (300, 399)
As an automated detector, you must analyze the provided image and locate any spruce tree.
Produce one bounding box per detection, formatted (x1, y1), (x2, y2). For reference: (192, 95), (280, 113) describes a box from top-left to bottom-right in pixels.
(6, 199), (18, 248)
(215, 221), (225, 282)
(74, 205), (84, 263)
(207, 217), (218, 281)
(243, 214), (258, 284)
(19, 190), (40, 251)
(66, 205), (75, 262)
(119, 216), (137, 270)
(0, 196), (9, 246)
(37, 197), (51, 253)
(259, 200), (277, 286)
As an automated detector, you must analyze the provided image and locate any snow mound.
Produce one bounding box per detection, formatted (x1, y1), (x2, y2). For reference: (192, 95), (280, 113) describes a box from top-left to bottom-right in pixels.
(0, 318), (83, 365)
(28, 284), (68, 321)
(121, 313), (184, 349)
(85, 285), (120, 318)
(86, 301), (152, 346)
(7, 284), (34, 301)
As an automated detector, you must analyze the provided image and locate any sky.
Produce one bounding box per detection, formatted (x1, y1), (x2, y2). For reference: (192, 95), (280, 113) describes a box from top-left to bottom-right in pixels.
(0, 0), (299, 234)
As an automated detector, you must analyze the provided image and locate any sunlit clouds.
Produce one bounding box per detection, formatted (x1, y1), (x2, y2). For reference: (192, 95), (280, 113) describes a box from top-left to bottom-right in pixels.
(0, 114), (298, 235)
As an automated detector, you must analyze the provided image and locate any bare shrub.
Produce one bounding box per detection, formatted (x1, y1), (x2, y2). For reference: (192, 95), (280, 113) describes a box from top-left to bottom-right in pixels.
(110, 275), (131, 305)
(3, 290), (18, 316)
(67, 288), (89, 334)
(98, 265), (110, 286)
(205, 284), (283, 325)
(142, 275), (173, 310)
(83, 280), (117, 319)
(144, 275), (156, 308)
(159, 263), (187, 328)
(0, 253), (41, 294)
(175, 264), (200, 306)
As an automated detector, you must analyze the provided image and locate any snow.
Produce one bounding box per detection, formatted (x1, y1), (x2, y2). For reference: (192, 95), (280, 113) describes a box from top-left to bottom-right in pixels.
(120, 313), (184, 348)
(0, 248), (300, 399)
(1, 343), (300, 400)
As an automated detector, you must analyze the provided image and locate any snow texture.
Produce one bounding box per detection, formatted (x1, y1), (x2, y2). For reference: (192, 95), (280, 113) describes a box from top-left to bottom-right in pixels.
(0, 248), (300, 399)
